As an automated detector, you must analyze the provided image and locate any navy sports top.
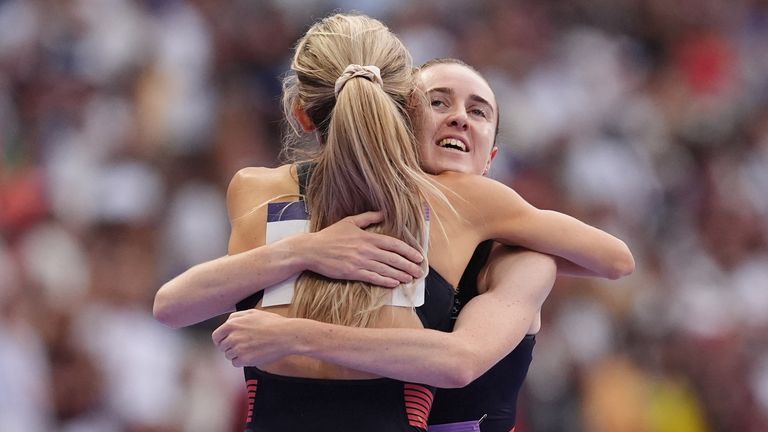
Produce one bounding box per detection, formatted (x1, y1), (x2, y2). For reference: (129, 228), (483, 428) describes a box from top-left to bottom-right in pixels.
(233, 163), (455, 431)
(428, 241), (536, 432)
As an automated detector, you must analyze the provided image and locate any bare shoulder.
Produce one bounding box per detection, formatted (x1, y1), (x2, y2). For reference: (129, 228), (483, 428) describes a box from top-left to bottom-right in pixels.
(428, 171), (528, 221)
(227, 165), (297, 220)
(227, 165), (294, 199)
(431, 171), (518, 200)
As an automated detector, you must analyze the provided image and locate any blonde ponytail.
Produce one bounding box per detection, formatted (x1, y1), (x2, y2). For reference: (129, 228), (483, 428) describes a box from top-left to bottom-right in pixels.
(282, 14), (435, 327)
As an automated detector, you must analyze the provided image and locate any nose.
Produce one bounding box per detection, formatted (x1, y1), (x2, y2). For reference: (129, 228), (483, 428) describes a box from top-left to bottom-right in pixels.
(446, 108), (468, 130)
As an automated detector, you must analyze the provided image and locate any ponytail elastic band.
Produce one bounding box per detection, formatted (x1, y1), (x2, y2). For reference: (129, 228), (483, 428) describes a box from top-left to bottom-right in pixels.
(334, 64), (383, 97)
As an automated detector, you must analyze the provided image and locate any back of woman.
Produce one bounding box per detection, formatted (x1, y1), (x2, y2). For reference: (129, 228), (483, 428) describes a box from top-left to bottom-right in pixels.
(224, 13), (478, 432)
(229, 165), (485, 432)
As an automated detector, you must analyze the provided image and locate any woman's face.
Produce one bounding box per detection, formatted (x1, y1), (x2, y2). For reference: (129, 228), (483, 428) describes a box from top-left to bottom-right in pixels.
(415, 63), (498, 176)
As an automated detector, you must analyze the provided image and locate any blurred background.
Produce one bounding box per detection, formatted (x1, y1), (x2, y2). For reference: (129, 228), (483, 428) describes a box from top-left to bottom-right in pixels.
(1, 0), (767, 431)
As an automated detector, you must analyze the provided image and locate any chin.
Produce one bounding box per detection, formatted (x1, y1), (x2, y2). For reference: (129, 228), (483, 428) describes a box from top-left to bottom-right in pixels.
(422, 155), (474, 175)
(420, 162), (442, 175)
(431, 164), (471, 175)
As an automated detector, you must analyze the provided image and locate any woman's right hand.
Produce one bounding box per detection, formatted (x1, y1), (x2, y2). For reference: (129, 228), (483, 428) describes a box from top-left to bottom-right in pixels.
(298, 211), (425, 288)
(213, 309), (294, 367)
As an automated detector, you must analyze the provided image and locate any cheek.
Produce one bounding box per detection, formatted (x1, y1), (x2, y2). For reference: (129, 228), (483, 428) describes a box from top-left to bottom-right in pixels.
(417, 143), (430, 160)
(416, 142), (434, 164)
(418, 112), (442, 138)
(475, 126), (496, 153)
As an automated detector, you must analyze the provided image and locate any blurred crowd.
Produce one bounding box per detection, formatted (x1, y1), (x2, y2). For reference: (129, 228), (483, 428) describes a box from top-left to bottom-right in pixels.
(1, 0), (767, 431)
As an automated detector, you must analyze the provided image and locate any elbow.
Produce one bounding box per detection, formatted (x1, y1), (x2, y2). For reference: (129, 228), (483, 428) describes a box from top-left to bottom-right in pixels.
(441, 368), (477, 389)
(437, 347), (485, 388)
(152, 287), (184, 329)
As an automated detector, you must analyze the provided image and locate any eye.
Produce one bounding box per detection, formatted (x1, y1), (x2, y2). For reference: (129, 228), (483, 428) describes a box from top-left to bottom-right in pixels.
(470, 108), (489, 118)
(430, 99), (447, 108)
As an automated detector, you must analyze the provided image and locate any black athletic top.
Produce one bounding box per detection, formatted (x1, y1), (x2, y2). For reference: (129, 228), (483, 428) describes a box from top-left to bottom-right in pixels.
(428, 241), (536, 432)
(240, 369), (435, 432)
(234, 162), (454, 431)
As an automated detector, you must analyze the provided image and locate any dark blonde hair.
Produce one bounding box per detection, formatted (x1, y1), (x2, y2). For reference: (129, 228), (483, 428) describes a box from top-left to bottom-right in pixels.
(281, 14), (435, 327)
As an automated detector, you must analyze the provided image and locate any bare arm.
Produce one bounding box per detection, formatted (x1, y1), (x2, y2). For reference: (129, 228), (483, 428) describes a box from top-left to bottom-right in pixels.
(154, 168), (424, 328)
(499, 207), (634, 279)
(212, 248), (556, 388)
(554, 256), (607, 277)
(154, 212), (425, 328)
(441, 173), (635, 280)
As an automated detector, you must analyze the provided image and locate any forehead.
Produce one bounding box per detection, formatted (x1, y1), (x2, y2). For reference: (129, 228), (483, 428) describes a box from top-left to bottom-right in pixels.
(418, 63), (496, 109)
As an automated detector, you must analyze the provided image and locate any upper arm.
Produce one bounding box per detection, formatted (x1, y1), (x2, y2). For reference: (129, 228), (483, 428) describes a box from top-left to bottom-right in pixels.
(226, 166), (289, 254)
(476, 246), (556, 310)
(448, 247), (556, 377)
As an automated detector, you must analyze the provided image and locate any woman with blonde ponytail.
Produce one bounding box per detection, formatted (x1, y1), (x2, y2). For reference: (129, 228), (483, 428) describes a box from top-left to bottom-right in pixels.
(218, 14), (453, 431)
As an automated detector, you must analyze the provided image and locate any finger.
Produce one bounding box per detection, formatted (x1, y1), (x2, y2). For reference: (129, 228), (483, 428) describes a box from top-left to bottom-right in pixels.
(362, 259), (415, 284)
(228, 310), (248, 319)
(357, 269), (400, 288)
(371, 234), (424, 264)
(346, 211), (384, 228)
(216, 337), (232, 353)
(367, 249), (423, 279)
(211, 325), (228, 345)
(225, 349), (237, 361)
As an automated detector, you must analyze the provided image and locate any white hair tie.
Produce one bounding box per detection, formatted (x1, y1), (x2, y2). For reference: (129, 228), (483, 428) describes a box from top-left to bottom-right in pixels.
(334, 64), (383, 97)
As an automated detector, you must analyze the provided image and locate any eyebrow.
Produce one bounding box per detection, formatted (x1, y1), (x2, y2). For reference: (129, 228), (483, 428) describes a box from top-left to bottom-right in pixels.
(428, 87), (495, 114)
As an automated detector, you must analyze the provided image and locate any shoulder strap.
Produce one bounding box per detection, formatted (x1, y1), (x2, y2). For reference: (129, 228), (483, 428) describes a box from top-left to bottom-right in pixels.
(454, 240), (494, 313)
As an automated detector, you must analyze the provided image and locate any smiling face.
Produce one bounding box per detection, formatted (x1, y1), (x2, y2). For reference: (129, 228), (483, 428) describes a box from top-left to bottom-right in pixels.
(416, 63), (499, 176)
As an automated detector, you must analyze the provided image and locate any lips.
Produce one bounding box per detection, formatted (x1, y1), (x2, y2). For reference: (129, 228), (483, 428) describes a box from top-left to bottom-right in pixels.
(437, 137), (468, 152)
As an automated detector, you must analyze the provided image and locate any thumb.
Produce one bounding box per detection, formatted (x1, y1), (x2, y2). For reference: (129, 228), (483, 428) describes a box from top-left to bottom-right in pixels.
(346, 211), (384, 228)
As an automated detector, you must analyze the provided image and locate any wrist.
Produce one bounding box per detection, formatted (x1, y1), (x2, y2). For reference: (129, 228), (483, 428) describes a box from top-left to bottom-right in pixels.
(277, 233), (315, 274)
(287, 318), (319, 356)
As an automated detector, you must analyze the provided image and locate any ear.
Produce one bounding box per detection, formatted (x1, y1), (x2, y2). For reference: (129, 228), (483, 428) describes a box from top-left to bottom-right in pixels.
(483, 146), (499, 176)
(292, 103), (316, 132)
